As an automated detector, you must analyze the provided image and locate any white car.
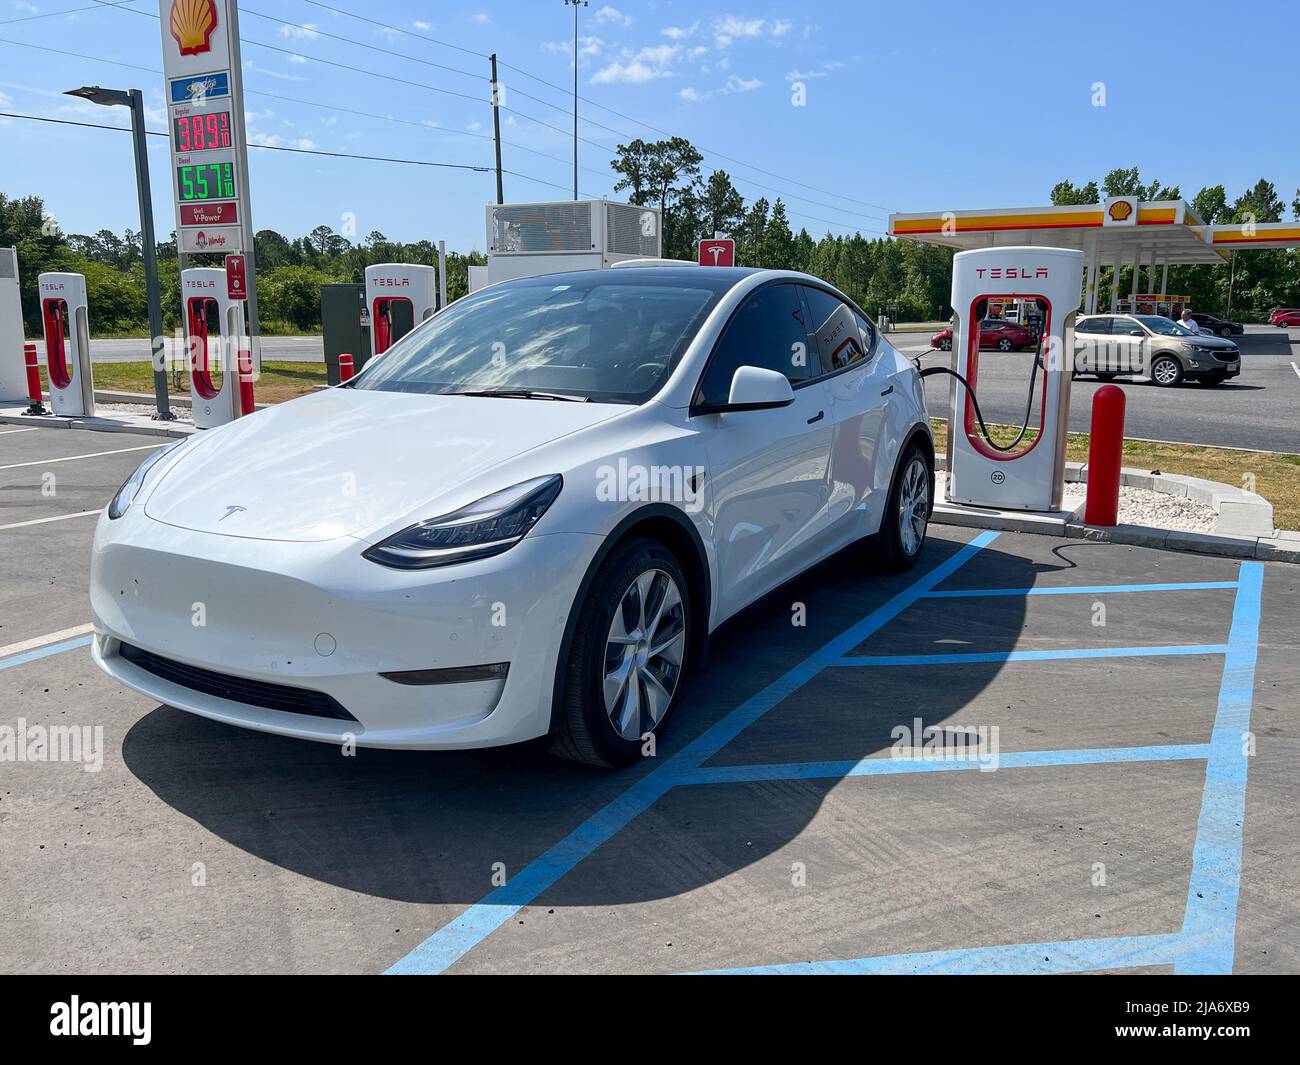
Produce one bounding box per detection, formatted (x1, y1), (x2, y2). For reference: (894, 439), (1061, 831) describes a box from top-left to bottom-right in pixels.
(90, 267), (934, 767)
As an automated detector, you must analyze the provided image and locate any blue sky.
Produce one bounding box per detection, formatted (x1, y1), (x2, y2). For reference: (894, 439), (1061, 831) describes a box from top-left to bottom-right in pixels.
(1, 0), (1296, 250)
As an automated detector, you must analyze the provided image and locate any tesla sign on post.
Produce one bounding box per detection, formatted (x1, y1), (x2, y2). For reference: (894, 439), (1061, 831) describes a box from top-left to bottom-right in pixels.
(698, 238), (736, 267)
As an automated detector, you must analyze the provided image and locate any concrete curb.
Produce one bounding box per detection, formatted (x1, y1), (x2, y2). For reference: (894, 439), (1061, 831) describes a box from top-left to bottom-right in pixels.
(932, 460), (1298, 563)
(0, 408), (196, 439)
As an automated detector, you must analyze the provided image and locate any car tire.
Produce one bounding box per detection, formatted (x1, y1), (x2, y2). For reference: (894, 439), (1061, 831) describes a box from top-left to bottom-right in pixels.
(938, 337), (952, 351)
(550, 538), (691, 768)
(997, 338), (1013, 352)
(1150, 355), (1183, 387)
(1220, 327), (1232, 337)
(874, 441), (932, 572)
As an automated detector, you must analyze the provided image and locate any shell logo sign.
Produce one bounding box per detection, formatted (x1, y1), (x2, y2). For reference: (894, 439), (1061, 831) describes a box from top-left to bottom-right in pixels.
(1108, 200), (1133, 222)
(1103, 196), (1138, 227)
(170, 0), (218, 57)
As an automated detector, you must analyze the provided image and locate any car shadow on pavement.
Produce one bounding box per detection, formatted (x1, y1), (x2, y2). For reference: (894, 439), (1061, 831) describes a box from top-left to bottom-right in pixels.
(120, 534), (1053, 906)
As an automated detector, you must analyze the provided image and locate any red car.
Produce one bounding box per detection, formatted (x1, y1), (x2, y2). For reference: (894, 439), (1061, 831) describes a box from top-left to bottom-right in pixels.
(1271, 309), (1300, 327)
(931, 318), (1035, 352)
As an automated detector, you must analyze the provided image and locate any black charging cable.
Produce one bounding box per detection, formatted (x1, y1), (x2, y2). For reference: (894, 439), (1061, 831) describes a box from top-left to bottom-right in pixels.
(912, 343), (1044, 454)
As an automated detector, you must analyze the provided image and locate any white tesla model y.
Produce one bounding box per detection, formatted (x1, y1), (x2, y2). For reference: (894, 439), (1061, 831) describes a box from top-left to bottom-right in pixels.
(91, 267), (933, 766)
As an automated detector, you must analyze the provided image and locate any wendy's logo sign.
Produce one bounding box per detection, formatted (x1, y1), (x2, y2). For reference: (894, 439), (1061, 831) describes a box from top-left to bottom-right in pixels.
(170, 0), (219, 57)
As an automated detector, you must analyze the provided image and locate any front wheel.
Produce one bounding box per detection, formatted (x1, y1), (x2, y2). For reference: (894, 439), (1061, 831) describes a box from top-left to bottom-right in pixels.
(997, 338), (1013, 351)
(876, 443), (932, 571)
(551, 539), (691, 767)
(1150, 355), (1183, 387)
(938, 337), (952, 351)
(1220, 327), (1233, 338)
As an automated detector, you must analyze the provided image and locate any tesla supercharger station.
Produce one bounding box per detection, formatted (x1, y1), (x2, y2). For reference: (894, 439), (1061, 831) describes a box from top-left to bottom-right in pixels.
(946, 246), (1084, 512)
(0, 247), (28, 404)
(182, 267), (245, 429)
(365, 263), (436, 361)
(38, 272), (94, 417)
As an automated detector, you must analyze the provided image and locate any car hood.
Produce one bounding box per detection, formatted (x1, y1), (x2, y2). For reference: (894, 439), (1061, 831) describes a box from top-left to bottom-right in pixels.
(1187, 334), (1237, 350)
(144, 387), (619, 542)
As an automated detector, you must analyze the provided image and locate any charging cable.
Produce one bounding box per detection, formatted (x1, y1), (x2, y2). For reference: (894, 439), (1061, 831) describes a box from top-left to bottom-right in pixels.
(912, 343), (1044, 454)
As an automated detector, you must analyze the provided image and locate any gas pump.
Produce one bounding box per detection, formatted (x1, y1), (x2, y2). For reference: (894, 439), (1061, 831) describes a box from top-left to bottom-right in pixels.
(0, 247), (27, 404)
(364, 263), (436, 362)
(39, 272), (94, 417)
(181, 267), (245, 429)
(938, 247), (1083, 512)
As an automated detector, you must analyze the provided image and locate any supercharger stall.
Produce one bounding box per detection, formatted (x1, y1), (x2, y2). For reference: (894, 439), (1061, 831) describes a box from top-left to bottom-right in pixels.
(945, 246), (1084, 512)
(39, 271), (95, 417)
(0, 247), (28, 404)
(365, 263), (436, 361)
(182, 267), (245, 429)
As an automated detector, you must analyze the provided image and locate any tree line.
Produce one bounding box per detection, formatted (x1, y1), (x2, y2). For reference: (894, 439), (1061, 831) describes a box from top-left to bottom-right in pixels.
(3, 151), (1297, 337)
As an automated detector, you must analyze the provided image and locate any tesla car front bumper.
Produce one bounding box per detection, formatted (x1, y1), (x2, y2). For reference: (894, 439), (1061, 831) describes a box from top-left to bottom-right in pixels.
(90, 511), (601, 749)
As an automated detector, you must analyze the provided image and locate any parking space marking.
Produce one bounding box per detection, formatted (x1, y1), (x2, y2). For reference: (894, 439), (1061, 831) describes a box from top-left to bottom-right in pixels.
(1291, 360), (1299, 380)
(833, 645), (1228, 668)
(0, 509), (103, 531)
(700, 563), (1263, 976)
(0, 633), (94, 671)
(0, 623), (95, 661)
(678, 743), (1212, 786)
(924, 581), (1238, 598)
(0, 443), (163, 471)
(1176, 560), (1263, 974)
(0, 427), (39, 436)
(384, 530), (1004, 975)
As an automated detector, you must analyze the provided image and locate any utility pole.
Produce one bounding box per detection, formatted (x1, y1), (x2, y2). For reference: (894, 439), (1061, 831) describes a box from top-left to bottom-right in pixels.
(563, 0), (586, 200)
(489, 53), (504, 204)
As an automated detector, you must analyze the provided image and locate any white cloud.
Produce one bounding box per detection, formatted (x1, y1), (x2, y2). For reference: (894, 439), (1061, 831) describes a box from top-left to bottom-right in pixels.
(244, 60), (308, 83)
(590, 43), (679, 83)
(721, 74), (762, 93)
(678, 86), (704, 102)
(542, 35), (604, 58)
(413, 20), (431, 31)
(287, 54), (307, 64)
(769, 19), (792, 37)
(662, 21), (699, 40)
(466, 120), (483, 132)
(472, 12), (489, 24)
(712, 15), (764, 47)
(278, 23), (319, 40)
(686, 45), (708, 60)
(594, 5), (632, 27)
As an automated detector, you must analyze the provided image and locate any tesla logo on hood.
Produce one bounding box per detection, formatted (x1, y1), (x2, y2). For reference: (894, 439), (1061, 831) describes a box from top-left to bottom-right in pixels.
(219, 504), (246, 521)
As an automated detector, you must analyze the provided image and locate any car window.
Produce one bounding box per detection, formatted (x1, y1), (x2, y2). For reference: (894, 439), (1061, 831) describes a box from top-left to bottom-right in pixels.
(1076, 317), (1110, 335)
(696, 283), (809, 406)
(802, 285), (869, 373)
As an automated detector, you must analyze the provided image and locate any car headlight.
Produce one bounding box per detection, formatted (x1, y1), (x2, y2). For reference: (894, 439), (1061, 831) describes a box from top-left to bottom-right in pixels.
(362, 475), (563, 569)
(107, 438), (191, 520)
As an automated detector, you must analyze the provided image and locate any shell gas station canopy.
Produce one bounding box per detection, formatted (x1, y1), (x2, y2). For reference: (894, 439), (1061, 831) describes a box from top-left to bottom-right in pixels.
(888, 197), (1300, 314)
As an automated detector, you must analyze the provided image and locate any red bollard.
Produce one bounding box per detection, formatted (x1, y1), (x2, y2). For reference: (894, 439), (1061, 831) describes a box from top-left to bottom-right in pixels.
(237, 349), (255, 416)
(1084, 384), (1126, 526)
(338, 352), (354, 383)
(22, 342), (49, 416)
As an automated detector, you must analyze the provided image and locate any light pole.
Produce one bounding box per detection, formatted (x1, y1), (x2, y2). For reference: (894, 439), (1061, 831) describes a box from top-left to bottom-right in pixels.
(65, 85), (174, 420)
(563, 0), (586, 200)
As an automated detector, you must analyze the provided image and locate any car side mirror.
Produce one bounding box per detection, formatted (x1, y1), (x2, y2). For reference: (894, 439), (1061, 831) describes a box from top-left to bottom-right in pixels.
(1128, 330), (1144, 337)
(693, 365), (795, 414)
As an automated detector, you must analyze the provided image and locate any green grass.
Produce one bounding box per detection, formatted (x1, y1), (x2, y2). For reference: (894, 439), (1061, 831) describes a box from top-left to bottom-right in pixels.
(39, 360), (327, 405)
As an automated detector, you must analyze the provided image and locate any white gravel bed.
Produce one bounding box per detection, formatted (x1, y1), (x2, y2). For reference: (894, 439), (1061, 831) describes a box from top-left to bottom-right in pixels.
(936, 471), (1217, 533)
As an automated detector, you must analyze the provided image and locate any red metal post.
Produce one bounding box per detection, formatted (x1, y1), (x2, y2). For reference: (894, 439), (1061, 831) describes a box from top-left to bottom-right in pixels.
(338, 352), (354, 383)
(22, 342), (49, 415)
(237, 348), (255, 416)
(1084, 384), (1126, 526)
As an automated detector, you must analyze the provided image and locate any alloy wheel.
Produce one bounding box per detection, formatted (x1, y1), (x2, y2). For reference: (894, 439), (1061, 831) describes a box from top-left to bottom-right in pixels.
(1152, 357), (1179, 385)
(602, 568), (687, 741)
(898, 456), (930, 557)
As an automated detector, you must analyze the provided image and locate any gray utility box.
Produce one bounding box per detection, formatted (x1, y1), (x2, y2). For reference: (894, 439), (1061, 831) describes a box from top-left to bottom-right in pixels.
(320, 283), (370, 386)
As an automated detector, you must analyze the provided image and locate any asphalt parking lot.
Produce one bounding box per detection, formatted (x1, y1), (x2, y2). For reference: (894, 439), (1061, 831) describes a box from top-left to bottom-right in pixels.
(2, 424), (1298, 974)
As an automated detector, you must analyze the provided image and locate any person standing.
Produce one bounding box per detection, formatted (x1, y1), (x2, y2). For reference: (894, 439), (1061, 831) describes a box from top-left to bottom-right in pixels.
(1179, 309), (1201, 334)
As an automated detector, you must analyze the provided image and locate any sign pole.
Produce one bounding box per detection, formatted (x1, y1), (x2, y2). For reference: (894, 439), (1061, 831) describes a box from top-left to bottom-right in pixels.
(128, 88), (174, 421)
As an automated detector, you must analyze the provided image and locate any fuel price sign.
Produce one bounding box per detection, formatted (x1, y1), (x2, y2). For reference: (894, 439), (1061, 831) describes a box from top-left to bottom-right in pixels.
(176, 160), (236, 201)
(172, 107), (233, 153)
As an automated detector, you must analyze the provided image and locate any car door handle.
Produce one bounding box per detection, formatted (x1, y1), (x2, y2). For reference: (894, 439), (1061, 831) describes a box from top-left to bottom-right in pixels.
(880, 385), (894, 397)
(806, 410), (824, 424)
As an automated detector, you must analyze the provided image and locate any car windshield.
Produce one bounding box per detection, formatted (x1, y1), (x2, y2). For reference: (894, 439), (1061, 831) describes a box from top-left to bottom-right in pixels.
(1134, 315), (1194, 336)
(350, 274), (725, 404)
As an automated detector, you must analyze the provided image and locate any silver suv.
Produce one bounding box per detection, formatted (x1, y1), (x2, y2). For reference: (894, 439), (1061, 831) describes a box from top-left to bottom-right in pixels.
(1074, 313), (1241, 387)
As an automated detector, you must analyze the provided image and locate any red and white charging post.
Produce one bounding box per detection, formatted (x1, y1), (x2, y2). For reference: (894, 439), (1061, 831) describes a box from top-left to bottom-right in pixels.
(21, 342), (48, 416)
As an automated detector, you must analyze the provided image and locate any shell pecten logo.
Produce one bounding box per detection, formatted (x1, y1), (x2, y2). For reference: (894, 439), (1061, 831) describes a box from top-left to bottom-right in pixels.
(170, 0), (218, 57)
(1107, 199), (1134, 222)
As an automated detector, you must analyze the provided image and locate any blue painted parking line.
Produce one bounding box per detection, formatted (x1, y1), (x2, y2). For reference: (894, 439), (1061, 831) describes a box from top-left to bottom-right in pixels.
(384, 531), (1003, 974)
(0, 634), (93, 671)
(676, 743), (1212, 786)
(692, 932), (1186, 975)
(833, 645), (1229, 668)
(923, 580), (1239, 598)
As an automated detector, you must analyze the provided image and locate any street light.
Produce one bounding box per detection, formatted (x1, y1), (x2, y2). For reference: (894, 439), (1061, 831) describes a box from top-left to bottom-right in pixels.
(563, 0), (586, 200)
(64, 85), (175, 420)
